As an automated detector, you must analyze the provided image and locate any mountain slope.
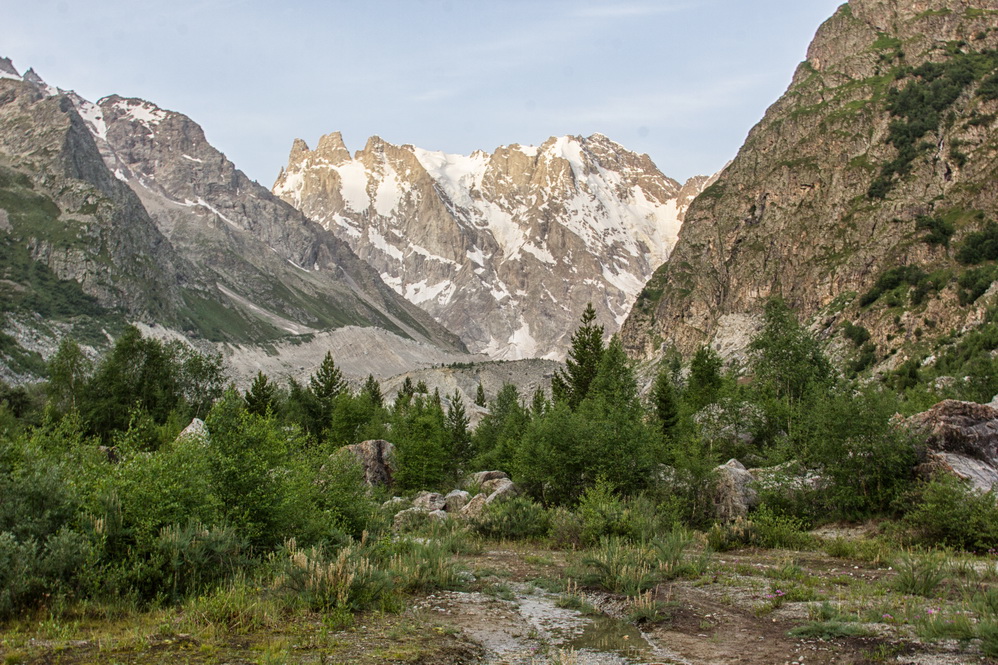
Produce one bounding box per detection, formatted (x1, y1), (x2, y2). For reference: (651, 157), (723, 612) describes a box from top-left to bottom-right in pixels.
(0, 60), (469, 382)
(274, 133), (710, 359)
(621, 1), (998, 372)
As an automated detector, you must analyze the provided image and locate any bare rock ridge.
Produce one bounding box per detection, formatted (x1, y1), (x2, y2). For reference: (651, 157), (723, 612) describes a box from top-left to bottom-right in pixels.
(0, 60), (471, 383)
(274, 132), (713, 360)
(621, 0), (998, 368)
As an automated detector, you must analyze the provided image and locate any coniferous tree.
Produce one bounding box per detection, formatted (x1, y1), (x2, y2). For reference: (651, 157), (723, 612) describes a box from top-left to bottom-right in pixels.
(361, 374), (384, 408)
(415, 379), (429, 394)
(309, 351), (346, 404)
(652, 367), (679, 439)
(686, 345), (724, 411)
(245, 371), (278, 417)
(551, 303), (605, 410)
(398, 377), (416, 400)
(530, 386), (549, 417)
(445, 390), (472, 472)
(474, 383), (487, 407)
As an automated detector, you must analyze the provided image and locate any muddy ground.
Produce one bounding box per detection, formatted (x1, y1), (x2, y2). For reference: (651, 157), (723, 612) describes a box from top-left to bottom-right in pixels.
(2, 542), (996, 665)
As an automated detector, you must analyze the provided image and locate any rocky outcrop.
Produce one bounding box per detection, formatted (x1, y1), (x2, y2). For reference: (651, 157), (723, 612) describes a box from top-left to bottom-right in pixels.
(275, 133), (712, 360)
(342, 439), (395, 486)
(910, 399), (998, 491)
(622, 0), (998, 368)
(391, 473), (521, 528)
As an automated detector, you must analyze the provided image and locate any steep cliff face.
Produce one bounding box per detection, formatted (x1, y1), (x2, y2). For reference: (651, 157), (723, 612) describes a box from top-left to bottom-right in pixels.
(622, 1), (998, 370)
(274, 133), (710, 359)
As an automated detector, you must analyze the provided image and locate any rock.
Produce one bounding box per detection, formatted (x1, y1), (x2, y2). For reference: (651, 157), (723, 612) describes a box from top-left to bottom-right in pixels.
(918, 451), (998, 493)
(467, 470), (508, 487)
(749, 460), (822, 494)
(382, 496), (406, 509)
(428, 509), (448, 522)
(393, 507), (428, 531)
(908, 399), (998, 492)
(459, 493), (489, 520)
(0, 209), (10, 232)
(444, 490), (470, 512)
(412, 491), (446, 512)
(713, 459), (758, 522)
(483, 478), (518, 504)
(909, 399), (998, 491)
(341, 439), (395, 486)
(177, 418), (208, 441)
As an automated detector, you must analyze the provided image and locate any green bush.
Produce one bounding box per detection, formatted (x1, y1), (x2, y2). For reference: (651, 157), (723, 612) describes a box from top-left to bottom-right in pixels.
(473, 497), (550, 541)
(903, 476), (998, 550)
(956, 221), (998, 264)
(842, 321), (871, 347)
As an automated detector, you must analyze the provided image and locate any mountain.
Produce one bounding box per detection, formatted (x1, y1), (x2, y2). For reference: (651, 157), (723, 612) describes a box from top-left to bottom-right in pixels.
(0, 60), (469, 383)
(621, 0), (998, 373)
(274, 132), (711, 360)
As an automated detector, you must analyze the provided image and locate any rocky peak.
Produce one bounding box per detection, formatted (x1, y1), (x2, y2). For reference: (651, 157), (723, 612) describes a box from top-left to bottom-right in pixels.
(314, 131), (351, 164)
(275, 130), (711, 359)
(0, 57), (20, 80)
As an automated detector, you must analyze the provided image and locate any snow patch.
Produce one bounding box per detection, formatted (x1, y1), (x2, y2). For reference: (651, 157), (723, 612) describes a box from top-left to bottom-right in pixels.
(113, 99), (168, 128)
(75, 100), (108, 141)
(412, 147), (488, 208)
(404, 279), (455, 306)
(182, 154), (204, 164)
(368, 228), (404, 261)
(333, 161), (371, 212)
(522, 242), (555, 265)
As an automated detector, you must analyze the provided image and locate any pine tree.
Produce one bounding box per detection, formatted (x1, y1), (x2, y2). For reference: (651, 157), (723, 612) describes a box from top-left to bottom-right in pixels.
(686, 345), (723, 411)
(552, 303), (605, 410)
(530, 386), (549, 417)
(652, 367), (679, 439)
(445, 390), (472, 471)
(399, 377), (416, 400)
(361, 374), (384, 408)
(309, 351), (346, 403)
(474, 383), (486, 407)
(245, 371), (278, 417)
(415, 379), (429, 394)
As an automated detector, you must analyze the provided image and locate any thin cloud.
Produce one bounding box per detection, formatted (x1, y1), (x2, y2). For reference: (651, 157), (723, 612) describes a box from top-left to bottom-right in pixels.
(572, 2), (699, 19)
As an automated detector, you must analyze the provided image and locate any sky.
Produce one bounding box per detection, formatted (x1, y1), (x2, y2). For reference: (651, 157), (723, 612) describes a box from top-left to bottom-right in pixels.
(1, 0), (844, 185)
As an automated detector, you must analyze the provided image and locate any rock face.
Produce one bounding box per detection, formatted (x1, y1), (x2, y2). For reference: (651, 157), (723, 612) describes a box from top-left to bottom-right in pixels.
(909, 399), (998, 491)
(342, 439), (395, 486)
(0, 60), (468, 383)
(622, 0), (998, 369)
(274, 133), (712, 360)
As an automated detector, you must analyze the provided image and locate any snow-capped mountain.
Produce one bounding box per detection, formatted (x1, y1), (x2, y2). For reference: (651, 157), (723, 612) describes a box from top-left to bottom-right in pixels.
(274, 132), (711, 359)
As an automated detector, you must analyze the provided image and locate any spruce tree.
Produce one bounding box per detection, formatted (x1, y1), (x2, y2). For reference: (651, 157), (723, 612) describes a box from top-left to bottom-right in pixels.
(445, 390), (472, 471)
(474, 383), (487, 407)
(245, 371), (278, 417)
(361, 374), (384, 408)
(552, 303), (605, 410)
(309, 351), (346, 403)
(686, 345), (723, 411)
(652, 367), (679, 439)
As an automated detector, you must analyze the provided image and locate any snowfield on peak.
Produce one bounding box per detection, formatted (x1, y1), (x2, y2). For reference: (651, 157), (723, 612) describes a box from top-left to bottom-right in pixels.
(275, 133), (714, 360)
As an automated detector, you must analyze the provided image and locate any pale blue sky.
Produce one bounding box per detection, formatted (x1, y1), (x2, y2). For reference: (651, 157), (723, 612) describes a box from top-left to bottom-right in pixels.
(1, 0), (843, 184)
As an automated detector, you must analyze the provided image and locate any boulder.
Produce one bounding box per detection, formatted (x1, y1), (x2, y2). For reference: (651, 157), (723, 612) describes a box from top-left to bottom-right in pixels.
(459, 493), (489, 519)
(467, 470), (508, 487)
(713, 459), (758, 522)
(428, 509), (448, 522)
(382, 496), (407, 509)
(393, 507), (427, 531)
(444, 490), (470, 512)
(341, 439), (395, 486)
(483, 478), (518, 504)
(412, 491), (446, 512)
(908, 399), (998, 491)
(481, 477), (514, 494)
(177, 418), (208, 442)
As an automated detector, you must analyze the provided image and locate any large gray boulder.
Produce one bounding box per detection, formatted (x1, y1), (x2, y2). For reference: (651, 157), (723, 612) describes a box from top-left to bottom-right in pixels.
(908, 399), (998, 492)
(412, 491), (446, 512)
(341, 439), (395, 486)
(467, 470), (509, 487)
(444, 490), (470, 512)
(713, 459), (758, 522)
